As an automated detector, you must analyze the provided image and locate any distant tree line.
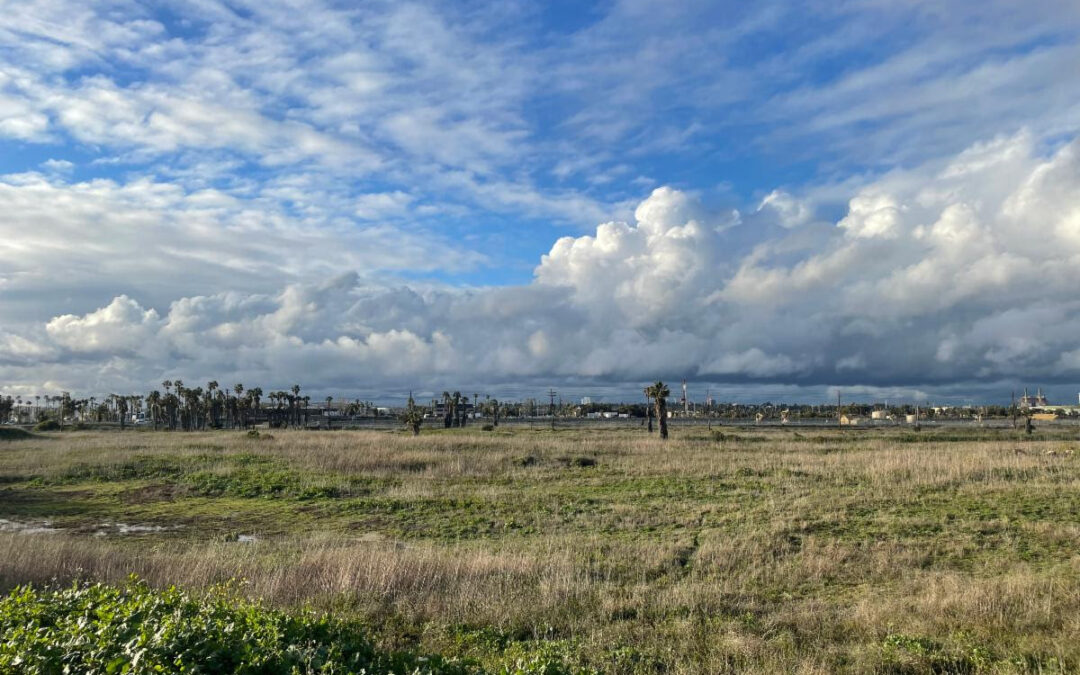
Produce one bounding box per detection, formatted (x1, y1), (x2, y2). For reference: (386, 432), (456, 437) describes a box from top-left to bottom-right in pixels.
(4, 380), (1056, 436)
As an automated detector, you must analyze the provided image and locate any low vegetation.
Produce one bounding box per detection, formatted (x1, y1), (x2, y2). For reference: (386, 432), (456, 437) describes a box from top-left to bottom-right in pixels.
(0, 426), (1077, 673)
(0, 427), (35, 441)
(0, 579), (478, 674)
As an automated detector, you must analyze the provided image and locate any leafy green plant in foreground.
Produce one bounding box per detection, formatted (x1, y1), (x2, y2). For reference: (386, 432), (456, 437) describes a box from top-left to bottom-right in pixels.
(0, 579), (466, 675)
(0, 579), (592, 675)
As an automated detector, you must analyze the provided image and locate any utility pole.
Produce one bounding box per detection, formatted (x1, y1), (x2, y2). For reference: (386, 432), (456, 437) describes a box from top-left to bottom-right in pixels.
(548, 388), (557, 430)
(706, 387), (711, 430)
(837, 390), (841, 428)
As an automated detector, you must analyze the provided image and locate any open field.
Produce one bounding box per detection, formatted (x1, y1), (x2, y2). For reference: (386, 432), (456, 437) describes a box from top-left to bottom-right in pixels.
(1, 426), (1078, 673)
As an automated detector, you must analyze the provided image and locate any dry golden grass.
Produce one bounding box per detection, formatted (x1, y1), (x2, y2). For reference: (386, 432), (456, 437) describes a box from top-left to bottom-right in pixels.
(1, 426), (1078, 673)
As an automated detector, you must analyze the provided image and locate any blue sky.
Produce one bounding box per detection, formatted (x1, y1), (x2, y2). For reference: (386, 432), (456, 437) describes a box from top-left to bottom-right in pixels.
(2, 0), (1080, 403)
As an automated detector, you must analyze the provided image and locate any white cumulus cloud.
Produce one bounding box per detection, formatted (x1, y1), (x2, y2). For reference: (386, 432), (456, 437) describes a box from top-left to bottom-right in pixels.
(3, 133), (1080, 401)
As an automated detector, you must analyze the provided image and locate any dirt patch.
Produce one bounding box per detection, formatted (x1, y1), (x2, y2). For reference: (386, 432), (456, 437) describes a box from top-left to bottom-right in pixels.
(120, 483), (185, 504)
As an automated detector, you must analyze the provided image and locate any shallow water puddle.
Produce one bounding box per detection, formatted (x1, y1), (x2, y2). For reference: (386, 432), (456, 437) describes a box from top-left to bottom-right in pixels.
(92, 522), (184, 536)
(0, 518), (184, 536)
(0, 518), (58, 534)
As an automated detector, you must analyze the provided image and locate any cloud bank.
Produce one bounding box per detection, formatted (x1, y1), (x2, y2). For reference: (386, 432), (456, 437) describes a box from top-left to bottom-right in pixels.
(4, 132), (1080, 402)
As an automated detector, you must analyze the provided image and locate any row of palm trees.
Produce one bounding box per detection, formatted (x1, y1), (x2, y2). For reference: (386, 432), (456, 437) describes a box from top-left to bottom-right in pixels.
(147, 380), (275, 431)
(1, 392), (140, 429)
(440, 391), (473, 428)
(434, 391), (510, 428)
(5, 380), (675, 439)
(5, 382), (294, 431)
(144, 382), (388, 430)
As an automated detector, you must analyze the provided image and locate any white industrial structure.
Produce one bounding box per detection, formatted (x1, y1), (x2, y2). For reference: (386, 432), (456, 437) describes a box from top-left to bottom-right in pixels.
(1018, 388), (1048, 409)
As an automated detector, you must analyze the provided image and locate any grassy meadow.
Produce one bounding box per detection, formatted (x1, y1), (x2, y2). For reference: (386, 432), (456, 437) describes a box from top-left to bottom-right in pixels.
(0, 425), (1078, 673)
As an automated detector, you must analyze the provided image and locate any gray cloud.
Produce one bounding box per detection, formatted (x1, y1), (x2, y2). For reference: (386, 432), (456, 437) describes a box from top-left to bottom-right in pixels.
(5, 133), (1080, 403)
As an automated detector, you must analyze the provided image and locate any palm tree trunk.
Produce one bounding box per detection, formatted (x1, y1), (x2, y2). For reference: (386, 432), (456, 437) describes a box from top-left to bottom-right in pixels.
(658, 399), (668, 439)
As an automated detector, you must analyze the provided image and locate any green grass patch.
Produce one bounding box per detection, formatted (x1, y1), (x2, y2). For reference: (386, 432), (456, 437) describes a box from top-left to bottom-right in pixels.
(0, 428), (35, 441)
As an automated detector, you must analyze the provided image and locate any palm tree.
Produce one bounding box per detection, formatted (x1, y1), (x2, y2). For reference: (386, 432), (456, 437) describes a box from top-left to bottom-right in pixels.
(185, 386), (202, 430)
(206, 381), (219, 427)
(291, 385), (301, 425)
(117, 395), (128, 430)
(173, 380), (185, 429)
(249, 387), (262, 425)
(400, 393), (424, 436)
(59, 392), (71, 430)
(442, 391), (452, 428)
(231, 384), (243, 428)
(146, 391), (161, 431)
(644, 382), (670, 439)
(163, 392), (179, 430)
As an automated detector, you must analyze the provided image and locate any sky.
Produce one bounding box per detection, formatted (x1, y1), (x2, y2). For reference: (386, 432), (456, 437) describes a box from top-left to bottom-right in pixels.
(2, 0), (1080, 405)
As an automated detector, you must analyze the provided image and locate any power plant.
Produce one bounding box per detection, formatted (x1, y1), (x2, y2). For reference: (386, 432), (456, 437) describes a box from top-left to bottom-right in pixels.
(1017, 387), (1048, 409)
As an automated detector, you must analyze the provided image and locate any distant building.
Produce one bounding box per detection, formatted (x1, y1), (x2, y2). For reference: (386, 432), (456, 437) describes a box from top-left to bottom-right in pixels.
(432, 401), (475, 417)
(840, 415), (861, 426)
(1019, 388), (1049, 409)
(581, 397), (592, 405)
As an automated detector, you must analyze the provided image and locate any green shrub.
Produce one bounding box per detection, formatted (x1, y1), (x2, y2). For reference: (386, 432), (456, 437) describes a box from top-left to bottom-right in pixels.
(0, 427), (35, 441)
(0, 579), (472, 674)
(184, 469), (339, 499)
(33, 419), (61, 432)
(557, 456), (597, 468)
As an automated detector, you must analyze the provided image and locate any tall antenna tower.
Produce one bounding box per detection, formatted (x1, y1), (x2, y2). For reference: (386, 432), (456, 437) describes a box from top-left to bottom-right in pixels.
(682, 379), (688, 416)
